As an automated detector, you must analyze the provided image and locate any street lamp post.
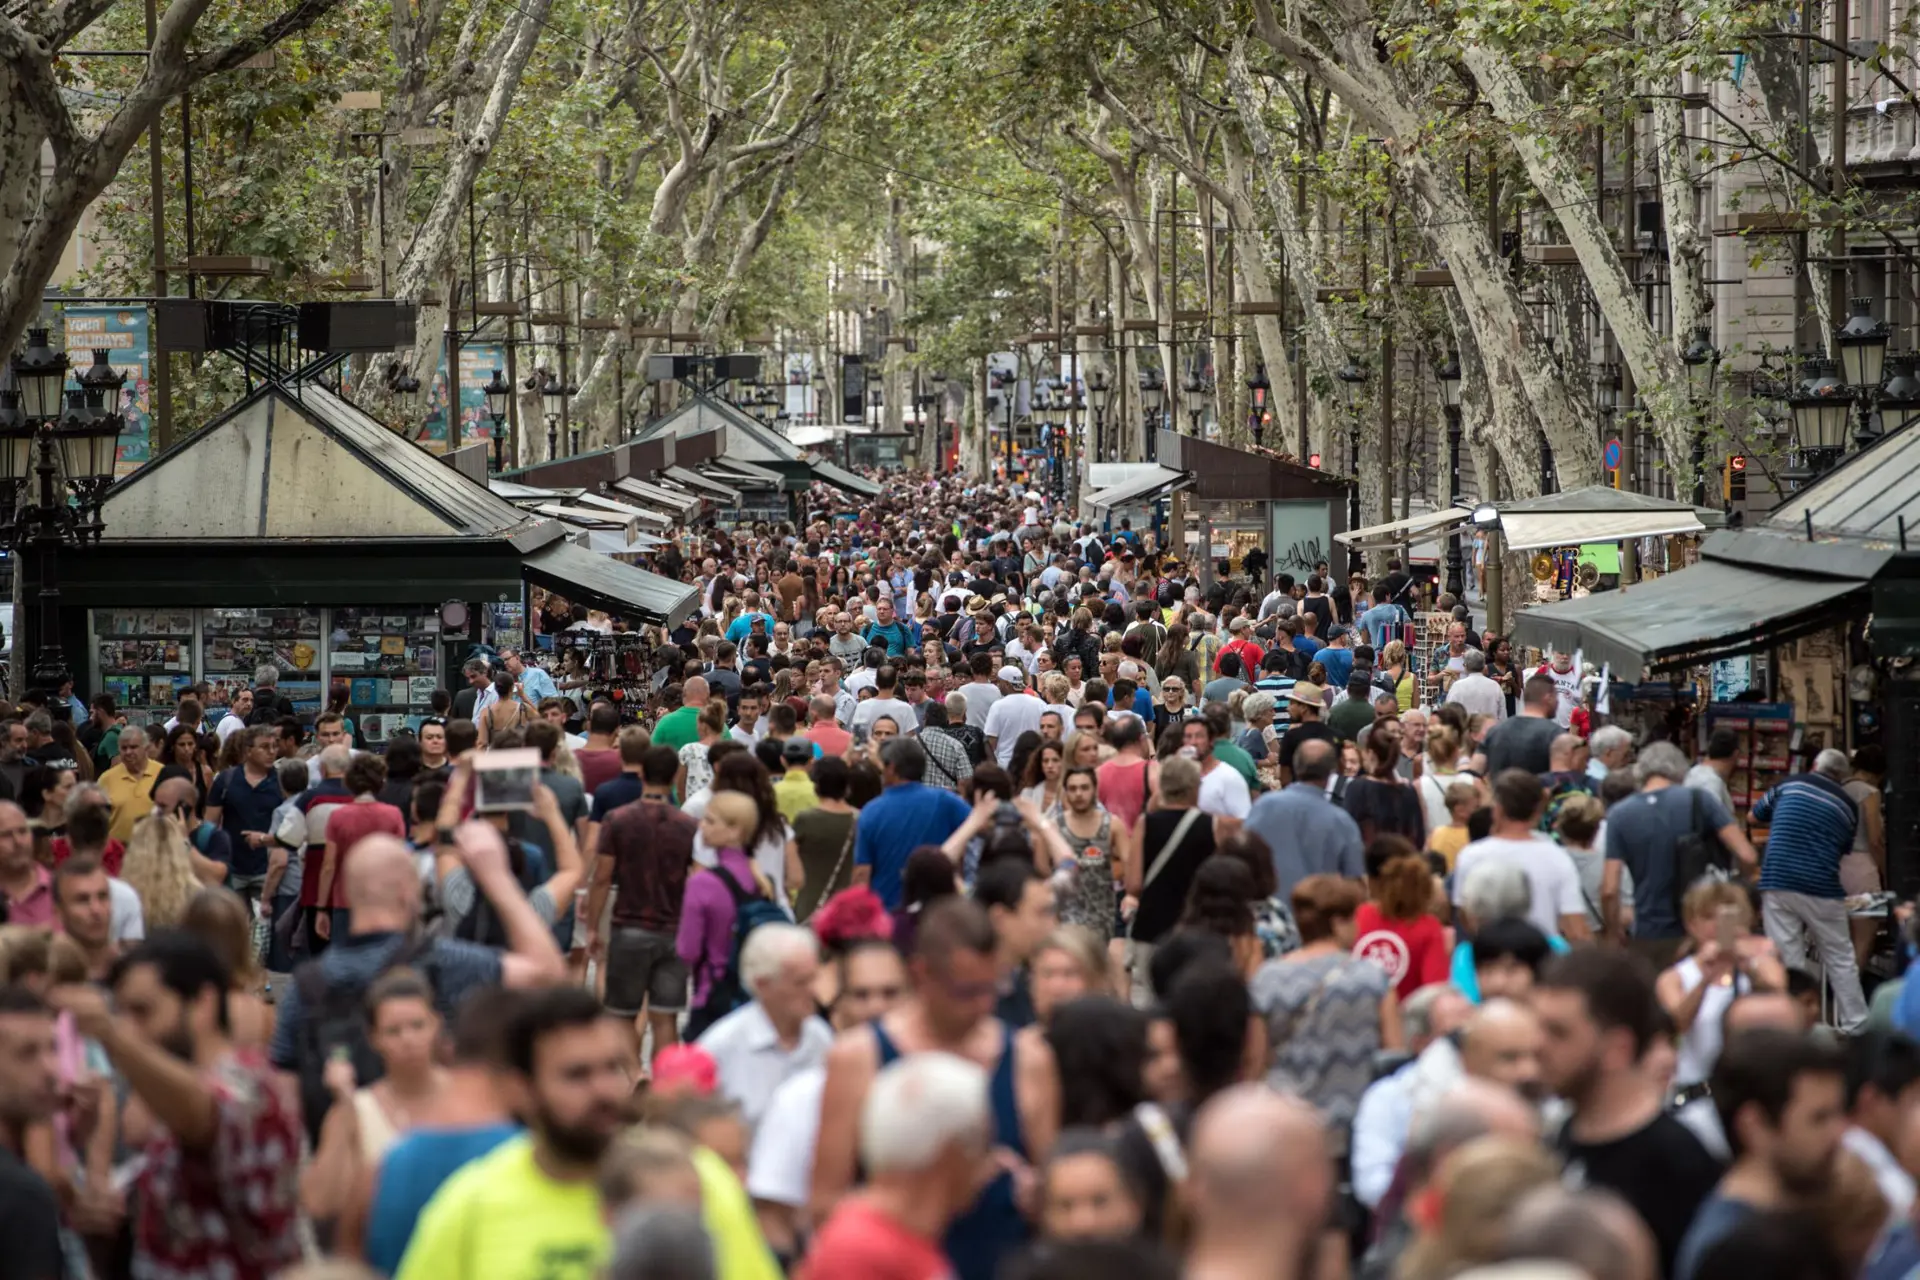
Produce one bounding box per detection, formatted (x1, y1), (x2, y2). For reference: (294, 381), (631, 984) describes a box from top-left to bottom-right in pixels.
(541, 370), (567, 459)
(1436, 350), (1465, 598)
(482, 368), (512, 471)
(1788, 356), (1853, 480)
(1139, 367), (1164, 463)
(1003, 378), (1016, 479)
(1337, 359), (1368, 574)
(930, 370), (948, 472)
(1181, 369), (1207, 437)
(1836, 297), (1893, 450)
(5, 331), (120, 711)
(1088, 368), (1110, 463)
(1680, 326), (1720, 505)
(1246, 364), (1270, 449)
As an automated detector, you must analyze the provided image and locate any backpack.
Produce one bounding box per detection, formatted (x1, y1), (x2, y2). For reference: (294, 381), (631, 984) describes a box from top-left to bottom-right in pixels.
(1670, 788), (1732, 915)
(682, 864), (789, 1040)
(454, 837), (543, 947)
(294, 933), (443, 1143)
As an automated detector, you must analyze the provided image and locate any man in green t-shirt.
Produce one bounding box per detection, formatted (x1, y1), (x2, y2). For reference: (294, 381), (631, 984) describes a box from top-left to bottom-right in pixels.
(649, 674), (709, 754)
(1326, 677), (1379, 744)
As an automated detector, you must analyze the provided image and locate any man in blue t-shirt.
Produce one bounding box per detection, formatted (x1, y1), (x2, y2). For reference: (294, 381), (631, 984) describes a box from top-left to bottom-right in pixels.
(861, 596), (921, 659)
(851, 738), (970, 909)
(1355, 584), (1410, 650)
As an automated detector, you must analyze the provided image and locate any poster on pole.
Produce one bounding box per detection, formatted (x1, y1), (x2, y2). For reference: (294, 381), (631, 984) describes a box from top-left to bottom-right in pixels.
(416, 343), (507, 454)
(60, 306), (151, 477)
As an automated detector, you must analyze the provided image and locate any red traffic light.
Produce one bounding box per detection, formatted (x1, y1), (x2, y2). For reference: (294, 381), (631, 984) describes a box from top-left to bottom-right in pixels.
(1729, 455), (1747, 471)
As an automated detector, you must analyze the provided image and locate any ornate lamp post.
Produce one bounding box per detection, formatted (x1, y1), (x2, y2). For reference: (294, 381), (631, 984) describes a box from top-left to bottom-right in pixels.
(1436, 350), (1465, 598)
(5, 331), (119, 710)
(1087, 367), (1110, 462)
(1789, 356), (1852, 480)
(1680, 326), (1720, 504)
(929, 370), (948, 472)
(541, 370), (567, 459)
(482, 368), (512, 471)
(1180, 368), (1208, 437)
(1337, 359), (1368, 574)
(1139, 367), (1164, 462)
(1246, 364), (1271, 448)
(1836, 297), (1893, 450)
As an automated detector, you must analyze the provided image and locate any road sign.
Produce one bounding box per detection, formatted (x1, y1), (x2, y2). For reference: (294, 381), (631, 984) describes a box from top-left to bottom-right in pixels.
(1603, 438), (1622, 470)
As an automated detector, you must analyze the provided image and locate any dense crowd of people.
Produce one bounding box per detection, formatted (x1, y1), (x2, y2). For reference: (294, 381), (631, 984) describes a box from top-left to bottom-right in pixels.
(0, 470), (1905, 1280)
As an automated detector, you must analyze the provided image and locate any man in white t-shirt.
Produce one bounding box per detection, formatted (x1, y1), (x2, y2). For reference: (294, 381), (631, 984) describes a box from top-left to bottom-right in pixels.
(849, 665), (918, 738)
(983, 666), (1045, 768)
(1535, 652), (1583, 728)
(1452, 769), (1590, 941)
(1185, 717), (1250, 840)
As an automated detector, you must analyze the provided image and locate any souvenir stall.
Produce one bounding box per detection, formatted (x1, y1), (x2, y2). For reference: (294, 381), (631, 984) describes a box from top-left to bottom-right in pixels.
(44, 381), (697, 734)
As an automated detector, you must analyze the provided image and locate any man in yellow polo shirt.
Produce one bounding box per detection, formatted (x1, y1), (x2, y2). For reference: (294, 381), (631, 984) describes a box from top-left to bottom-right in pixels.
(397, 987), (631, 1280)
(97, 731), (163, 845)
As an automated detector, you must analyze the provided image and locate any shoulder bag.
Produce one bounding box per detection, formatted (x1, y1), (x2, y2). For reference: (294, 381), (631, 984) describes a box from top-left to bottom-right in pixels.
(1127, 808), (1202, 939)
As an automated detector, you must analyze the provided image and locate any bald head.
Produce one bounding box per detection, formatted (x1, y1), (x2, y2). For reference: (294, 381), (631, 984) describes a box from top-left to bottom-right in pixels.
(1190, 1085), (1332, 1237)
(682, 676), (710, 708)
(1292, 736), (1336, 782)
(152, 776), (196, 814)
(1460, 999), (1545, 1099)
(1724, 991), (1812, 1035)
(1407, 1078), (1542, 1188)
(1548, 733), (1584, 771)
(342, 834), (422, 921)
(1502, 1186), (1658, 1280)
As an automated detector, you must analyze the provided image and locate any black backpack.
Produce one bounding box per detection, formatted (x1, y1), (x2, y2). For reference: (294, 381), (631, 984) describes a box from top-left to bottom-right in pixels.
(294, 934), (443, 1142)
(681, 865), (790, 1040)
(454, 837), (543, 947)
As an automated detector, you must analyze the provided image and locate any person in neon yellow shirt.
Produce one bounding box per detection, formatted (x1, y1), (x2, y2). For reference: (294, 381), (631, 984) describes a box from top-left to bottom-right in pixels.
(396, 988), (630, 1280)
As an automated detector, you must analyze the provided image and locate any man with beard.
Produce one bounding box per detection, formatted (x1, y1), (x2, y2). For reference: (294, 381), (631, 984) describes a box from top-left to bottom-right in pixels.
(396, 986), (632, 1280)
(1673, 1029), (1847, 1280)
(1536, 949), (1723, 1277)
(51, 931), (306, 1278)
(0, 986), (65, 1279)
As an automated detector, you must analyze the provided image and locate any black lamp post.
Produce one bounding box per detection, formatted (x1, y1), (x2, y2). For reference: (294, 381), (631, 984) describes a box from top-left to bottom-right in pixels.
(1247, 364), (1271, 448)
(1836, 296), (1892, 450)
(811, 369), (828, 424)
(1002, 377), (1016, 478)
(1881, 353), (1920, 438)
(1789, 356), (1853, 479)
(541, 370), (567, 459)
(5, 331), (119, 712)
(482, 367), (511, 471)
(1337, 359), (1368, 574)
(1680, 325), (1719, 504)
(1088, 367), (1110, 462)
(1436, 350), (1465, 598)
(1139, 367), (1164, 462)
(1180, 368), (1208, 437)
(930, 370), (948, 472)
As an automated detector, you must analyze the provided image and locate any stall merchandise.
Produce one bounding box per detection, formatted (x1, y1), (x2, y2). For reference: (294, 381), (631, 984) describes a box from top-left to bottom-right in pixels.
(95, 610), (196, 728)
(201, 608), (325, 718)
(327, 607), (442, 742)
(1702, 701), (1793, 831)
(549, 630), (657, 719)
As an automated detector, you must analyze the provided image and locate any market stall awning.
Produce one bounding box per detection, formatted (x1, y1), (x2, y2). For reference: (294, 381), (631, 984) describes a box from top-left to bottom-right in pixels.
(1088, 464), (1190, 513)
(1512, 560), (1868, 674)
(706, 458), (784, 486)
(611, 476), (702, 516)
(662, 465), (740, 501)
(532, 502), (669, 531)
(1498, 507), (1705, 552)
(489, 479), (583, 502)
(785, 425), (836, 448)
(568, 528), (665, 554)
(523, 537), (697, 627)
(1335, 506), (1471, 547)
(809, 459), (883, 498)
(576, 492), (683, 527)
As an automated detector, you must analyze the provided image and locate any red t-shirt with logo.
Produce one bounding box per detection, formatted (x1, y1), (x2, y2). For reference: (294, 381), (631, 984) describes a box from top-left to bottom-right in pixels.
(799, 1199), (953, 1280)
(1351, 902), (1449, 1000)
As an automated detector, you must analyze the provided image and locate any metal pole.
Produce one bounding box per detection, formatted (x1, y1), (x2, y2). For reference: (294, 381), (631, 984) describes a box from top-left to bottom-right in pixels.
(145, 0), (172, 453)
(31, 433), (65, 702)
(1445, 407), (1465, 597)
(181, 87), (196, 299)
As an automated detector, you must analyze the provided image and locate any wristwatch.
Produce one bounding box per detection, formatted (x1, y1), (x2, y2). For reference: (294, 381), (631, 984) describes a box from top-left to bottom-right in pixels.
(435, 825), (458, 848)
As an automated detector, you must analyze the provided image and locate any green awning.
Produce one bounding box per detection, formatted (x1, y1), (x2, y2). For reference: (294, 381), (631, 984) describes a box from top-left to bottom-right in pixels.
(522, 537), (698, 627)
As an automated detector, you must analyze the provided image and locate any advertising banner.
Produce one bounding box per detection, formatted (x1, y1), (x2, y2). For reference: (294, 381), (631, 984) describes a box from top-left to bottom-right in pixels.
(60, 306), (151, 477)
(416, 342), (507, 453)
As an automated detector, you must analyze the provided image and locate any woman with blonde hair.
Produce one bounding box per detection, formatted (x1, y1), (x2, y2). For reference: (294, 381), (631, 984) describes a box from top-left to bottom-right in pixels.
(1658, 879), (1787, 1139)
(121, 810), (226, 931)
(1062, 729), (1104, 771)
(1415, 725), (1465, 835)
(179, 886), (272, 1046)
(1398, 1137), (1562, 1280)
(1030, 925), (1113, 1027)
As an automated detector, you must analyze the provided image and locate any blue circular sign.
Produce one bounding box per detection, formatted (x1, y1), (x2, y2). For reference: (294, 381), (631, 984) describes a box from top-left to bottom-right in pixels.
(1603, 438), (1622, 469)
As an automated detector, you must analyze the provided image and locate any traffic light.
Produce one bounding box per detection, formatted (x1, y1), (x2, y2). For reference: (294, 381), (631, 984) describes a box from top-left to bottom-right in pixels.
(1724, 454), (1747, 502)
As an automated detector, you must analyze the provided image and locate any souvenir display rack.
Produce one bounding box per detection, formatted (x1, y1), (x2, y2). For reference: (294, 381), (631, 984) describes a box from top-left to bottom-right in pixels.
(94, 610), (196, 728)
(549, 630), (657, 720)
(201, 608), (325, 717)
(327, 607), (442, 743)
(1703, 700), (1794, 830)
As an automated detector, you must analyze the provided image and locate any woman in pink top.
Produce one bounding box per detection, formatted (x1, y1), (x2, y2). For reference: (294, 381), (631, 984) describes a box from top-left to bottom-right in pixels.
(676, 794), (773, 1017)
(1094, 716), (1155, 833)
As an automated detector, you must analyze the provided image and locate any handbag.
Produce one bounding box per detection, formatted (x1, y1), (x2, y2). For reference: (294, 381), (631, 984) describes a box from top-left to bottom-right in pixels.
(822, 817), (857, 900)
(1671, 787), (1732, 915)
(1127, 809), (1203, 940)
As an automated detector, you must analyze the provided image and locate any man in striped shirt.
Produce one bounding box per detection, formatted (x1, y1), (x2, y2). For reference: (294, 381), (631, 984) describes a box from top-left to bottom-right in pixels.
(1754, 748), (1865, 1031)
